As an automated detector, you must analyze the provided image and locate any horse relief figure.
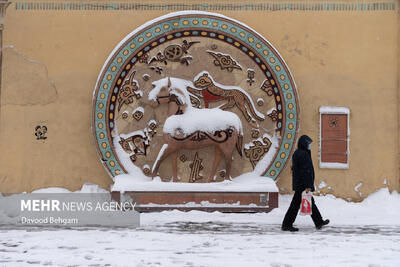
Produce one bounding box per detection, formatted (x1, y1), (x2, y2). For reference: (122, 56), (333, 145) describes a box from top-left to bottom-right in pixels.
(187, 72), (265, 128)
(149, 77), (243, 182)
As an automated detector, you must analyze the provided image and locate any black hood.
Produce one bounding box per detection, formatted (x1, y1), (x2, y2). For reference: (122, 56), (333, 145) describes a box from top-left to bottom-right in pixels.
(298, 135), (312, 150)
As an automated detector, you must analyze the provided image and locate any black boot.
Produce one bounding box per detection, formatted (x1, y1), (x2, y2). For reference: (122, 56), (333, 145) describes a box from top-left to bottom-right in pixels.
(281, 226), (299, 232)
(316, 219), (330, 230)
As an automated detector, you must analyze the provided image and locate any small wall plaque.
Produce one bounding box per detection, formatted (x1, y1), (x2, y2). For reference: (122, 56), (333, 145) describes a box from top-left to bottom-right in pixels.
(319, 107), (350, 169)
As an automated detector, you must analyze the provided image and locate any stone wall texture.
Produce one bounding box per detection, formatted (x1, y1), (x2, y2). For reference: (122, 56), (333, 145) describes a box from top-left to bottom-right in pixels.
(0, 0), (398, 201)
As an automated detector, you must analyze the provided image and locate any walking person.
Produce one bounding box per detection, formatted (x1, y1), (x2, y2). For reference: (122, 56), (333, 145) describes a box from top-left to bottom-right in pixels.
(281, 135), (329, 232)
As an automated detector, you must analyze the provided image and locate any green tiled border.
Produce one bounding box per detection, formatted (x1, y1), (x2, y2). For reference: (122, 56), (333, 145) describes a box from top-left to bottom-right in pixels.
(92, 12), (300, 180)
(15, 2), (397, 11)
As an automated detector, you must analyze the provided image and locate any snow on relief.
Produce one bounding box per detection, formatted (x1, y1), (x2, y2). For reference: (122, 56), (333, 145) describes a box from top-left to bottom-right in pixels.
(92, 11), (300, 184)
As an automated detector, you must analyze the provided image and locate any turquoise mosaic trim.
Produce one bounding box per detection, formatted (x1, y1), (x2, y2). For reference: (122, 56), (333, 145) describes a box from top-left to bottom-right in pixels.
(93, 13), (300, 180)
(15, 2), (397, 11)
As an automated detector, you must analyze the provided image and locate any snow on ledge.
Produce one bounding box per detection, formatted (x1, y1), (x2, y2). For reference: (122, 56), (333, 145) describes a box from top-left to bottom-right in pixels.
(138, 202), (260, 208)
(111, 173), (278, 193)
(319, 106), (350, 114)
(31, 183), (109, 193)
(319, 162), (349, 169)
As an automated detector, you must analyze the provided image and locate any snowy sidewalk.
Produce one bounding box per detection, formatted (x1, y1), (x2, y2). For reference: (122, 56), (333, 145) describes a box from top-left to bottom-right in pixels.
(0, 188), (399, 266)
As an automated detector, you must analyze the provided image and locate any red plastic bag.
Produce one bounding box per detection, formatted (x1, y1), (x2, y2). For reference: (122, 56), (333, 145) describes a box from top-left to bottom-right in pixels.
(299, 191), (313, 216)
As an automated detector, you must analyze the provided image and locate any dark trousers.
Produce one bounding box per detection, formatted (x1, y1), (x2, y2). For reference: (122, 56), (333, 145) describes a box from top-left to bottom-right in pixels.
(282, 191), (324, 227)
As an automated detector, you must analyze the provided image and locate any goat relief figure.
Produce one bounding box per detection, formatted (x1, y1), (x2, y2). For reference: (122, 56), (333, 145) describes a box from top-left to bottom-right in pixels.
(149, 77), (243, 182)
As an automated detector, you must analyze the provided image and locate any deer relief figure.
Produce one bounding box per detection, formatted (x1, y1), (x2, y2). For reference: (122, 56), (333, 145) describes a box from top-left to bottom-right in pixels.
(149, 77), (244, 182)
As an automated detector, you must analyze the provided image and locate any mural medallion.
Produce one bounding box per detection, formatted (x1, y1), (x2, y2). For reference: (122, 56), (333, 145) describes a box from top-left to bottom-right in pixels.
(92, 12), (300, 182)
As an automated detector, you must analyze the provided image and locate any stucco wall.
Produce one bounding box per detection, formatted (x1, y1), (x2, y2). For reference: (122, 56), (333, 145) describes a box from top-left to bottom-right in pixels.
(0, 0), (398, 200)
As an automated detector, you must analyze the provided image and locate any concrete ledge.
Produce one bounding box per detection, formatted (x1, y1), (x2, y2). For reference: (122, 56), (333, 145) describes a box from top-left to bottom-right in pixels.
(112, 191), (278, 213)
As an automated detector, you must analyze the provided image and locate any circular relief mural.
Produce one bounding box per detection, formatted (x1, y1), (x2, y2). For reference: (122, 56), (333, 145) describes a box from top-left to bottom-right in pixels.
(92, 11), (300, 182)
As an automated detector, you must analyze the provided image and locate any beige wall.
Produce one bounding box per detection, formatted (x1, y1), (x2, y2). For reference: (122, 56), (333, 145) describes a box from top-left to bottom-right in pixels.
(0, 0), (398, 200)
(397, 0), (400, 199)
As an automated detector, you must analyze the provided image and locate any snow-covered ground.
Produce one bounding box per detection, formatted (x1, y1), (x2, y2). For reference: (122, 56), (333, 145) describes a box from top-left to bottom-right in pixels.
(0, 188), (399, 266)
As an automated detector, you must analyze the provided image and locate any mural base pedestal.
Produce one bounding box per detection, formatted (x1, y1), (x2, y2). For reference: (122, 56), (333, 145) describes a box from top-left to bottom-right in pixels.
(111, 191), (278, 213)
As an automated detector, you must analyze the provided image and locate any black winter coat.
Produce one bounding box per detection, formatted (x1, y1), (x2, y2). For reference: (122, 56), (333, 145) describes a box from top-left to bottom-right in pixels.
(292, 135), (315, 192)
